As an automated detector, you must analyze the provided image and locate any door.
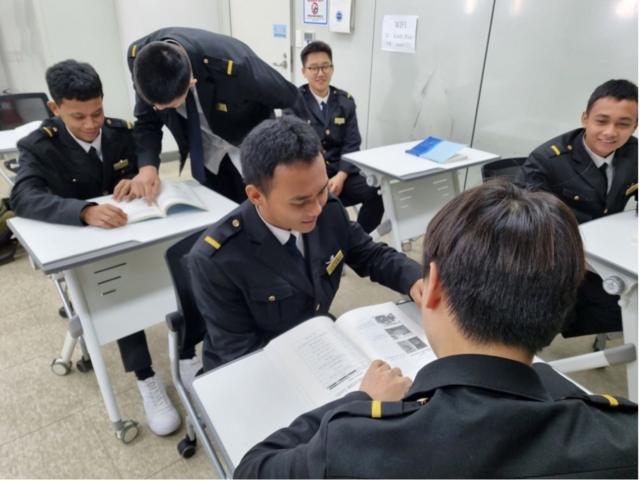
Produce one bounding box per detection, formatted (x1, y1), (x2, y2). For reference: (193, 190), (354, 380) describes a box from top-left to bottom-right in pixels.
(229, 0), (293, 81)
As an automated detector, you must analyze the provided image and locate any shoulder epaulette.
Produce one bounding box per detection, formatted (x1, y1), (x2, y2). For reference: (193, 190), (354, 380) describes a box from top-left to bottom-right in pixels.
(583, 393), (637, 410)
(35, 118), (59, 139)
(334, 87), (353, 100)
(200, 215), (243, 256)
(104, 118), (134, 130)
(329, 398), (429, 421)
(202, 55), (237, 76)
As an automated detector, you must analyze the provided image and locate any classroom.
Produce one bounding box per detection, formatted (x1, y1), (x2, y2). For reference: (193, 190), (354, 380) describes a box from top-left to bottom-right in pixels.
(0, 0), (637, 478)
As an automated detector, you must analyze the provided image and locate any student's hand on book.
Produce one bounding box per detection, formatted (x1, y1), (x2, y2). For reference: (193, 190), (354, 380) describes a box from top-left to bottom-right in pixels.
(81, 204), (128, 229)
(129, 166), (161, 204)
(409, 278), (424, 305)
(328, 171), (348, 196)
(359, 359), (412, 401)
(112, 179), (137, 201)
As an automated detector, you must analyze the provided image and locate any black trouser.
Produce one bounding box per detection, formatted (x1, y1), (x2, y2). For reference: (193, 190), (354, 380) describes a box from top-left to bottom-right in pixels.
(203, 155), (247, 204)
(562, 270), (622, 337)
(337, 173), (384, 234)
(117, 308), (206, 372)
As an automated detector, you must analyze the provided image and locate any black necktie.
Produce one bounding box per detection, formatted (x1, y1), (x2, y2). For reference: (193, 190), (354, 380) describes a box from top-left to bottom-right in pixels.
(185, 91), (207, 184)
(285, 234), (308, 276)
(320, 101), (329, 124)
(599, 163), (609, 194)
(88, 146), (104, 184)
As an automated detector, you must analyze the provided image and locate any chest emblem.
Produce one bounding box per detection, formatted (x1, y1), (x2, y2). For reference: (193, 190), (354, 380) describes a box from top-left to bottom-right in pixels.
(325, 249), (344, 275)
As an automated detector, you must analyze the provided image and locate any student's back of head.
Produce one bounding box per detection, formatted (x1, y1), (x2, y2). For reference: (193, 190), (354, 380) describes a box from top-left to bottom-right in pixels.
(423, 179), (585, 353)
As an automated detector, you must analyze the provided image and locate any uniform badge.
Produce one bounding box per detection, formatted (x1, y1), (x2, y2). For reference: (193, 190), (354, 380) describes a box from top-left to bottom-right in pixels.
(325, 249), (344, 275)
(113, 159), (129, 171)
(334, 117), (345, 125)
(625, 183), (637, 196)
(216, 102), (228, 112)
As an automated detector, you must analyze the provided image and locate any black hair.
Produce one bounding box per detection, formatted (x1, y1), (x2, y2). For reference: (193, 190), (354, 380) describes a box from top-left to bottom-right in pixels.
(45, 59), (103, 104)
(300, 40), (333, 66)
(240, 116), (322, 193)
(133, 41), (192, 105)
(422, 179), (585, 353)
(586, 79), (638, 113)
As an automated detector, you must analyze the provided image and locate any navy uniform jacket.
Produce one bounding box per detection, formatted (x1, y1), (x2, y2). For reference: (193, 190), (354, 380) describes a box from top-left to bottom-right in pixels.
(188, 196), (421, 371)
(516, 128), (637, 224)
(287, 84), (361, 176)
(126, 27), (300, 172)
(235, 354), (638, 479)
(10, 117), (138, 225)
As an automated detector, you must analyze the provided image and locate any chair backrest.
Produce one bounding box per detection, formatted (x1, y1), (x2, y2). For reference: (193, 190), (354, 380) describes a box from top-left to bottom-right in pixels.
(165, 229), (207, 350)
(481, 157), (527, 182)
(0, 93), (53, 131)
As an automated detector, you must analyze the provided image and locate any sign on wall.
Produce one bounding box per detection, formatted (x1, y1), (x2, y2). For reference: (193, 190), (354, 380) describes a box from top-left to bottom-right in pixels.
(381, 15), (418, 53)
(303, 0), (328, 24)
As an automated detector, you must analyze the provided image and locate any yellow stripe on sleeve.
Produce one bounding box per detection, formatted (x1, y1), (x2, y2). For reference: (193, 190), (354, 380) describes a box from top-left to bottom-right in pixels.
(371, 400), (382, 418)
(601, 394), (619, 407)
(227, 60), (234, 75)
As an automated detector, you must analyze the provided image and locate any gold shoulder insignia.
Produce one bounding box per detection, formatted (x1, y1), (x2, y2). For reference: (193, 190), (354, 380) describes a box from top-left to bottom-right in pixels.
(130, 44), (138, 58)
(550, 144), (561, 156)
(625, 183), (637, 196)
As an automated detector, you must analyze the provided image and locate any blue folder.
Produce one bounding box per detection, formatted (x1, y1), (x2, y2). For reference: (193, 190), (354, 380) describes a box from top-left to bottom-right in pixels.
(405, 136), (466, 163)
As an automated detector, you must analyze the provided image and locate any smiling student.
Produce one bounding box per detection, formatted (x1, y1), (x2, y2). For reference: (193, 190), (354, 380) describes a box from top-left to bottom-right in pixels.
(517, 79), (638, 337)
(187, 116), (423, 371)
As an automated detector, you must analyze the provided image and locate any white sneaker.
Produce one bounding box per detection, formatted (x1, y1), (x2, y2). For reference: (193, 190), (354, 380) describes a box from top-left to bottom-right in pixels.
(136, 375), (181, 436)
(179, 355), (203, 389)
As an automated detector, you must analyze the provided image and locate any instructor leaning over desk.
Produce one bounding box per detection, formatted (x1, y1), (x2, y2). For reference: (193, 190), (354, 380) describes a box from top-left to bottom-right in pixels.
(187, 116), (423, 372)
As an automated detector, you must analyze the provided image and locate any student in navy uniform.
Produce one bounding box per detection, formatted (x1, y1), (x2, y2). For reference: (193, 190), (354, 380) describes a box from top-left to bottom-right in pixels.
(517, 79), (638, 337)
(10, 60), (201, 436)
(125, 27), (300, 204)
(234, 179), (638, 479)
(188, 116), (423, 371)
(287, 41), (384, 233)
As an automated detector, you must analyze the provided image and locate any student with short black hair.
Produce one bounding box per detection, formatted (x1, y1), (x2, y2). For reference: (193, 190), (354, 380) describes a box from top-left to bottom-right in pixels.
(234, 179), (637, 479)
(188, 115), (423, 371)
(517, 79), (638, 337)
(10, 59), (201, 437)
(287, 40), (384, 233)
(125, 27), (300, 204)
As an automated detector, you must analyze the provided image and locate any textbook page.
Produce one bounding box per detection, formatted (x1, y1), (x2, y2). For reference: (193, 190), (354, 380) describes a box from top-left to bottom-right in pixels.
(335, 302), (436, 379)
(265, 316), (370, 406)
(156, 181), (206, 213)
(96, 181), (206, 223)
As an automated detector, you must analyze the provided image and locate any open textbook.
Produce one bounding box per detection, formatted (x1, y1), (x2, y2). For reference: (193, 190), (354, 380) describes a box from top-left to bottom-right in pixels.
(95, 181), (206, 223)
(405, 136), (467, 163)
(192, 301), (436, 468)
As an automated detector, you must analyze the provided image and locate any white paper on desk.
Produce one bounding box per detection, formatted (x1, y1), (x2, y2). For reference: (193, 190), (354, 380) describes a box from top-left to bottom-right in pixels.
(0, 120), (42, 151)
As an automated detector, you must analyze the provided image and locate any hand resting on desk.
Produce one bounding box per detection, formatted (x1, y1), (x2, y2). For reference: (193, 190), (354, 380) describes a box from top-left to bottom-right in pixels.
(80, 203), (128, 228)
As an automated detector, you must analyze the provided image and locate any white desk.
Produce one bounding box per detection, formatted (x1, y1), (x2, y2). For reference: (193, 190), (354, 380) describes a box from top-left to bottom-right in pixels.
(551, 211), (638, 401)
(343, 142), (499, 250)
(0, 120), (40, 154)
(8, 181), (237, 442)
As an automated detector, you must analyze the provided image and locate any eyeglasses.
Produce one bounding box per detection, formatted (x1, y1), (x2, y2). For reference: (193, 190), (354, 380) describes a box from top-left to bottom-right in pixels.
(305, 64), (334, 74)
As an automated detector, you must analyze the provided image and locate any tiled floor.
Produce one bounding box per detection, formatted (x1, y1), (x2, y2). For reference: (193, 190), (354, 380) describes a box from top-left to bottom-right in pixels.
(0, 160), (628, 478)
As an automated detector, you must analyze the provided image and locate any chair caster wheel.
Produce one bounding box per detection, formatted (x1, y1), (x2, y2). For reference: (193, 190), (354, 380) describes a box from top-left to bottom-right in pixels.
(76, 358), (93, 373)
(58, 306), (68, 318)
(115, 420), (139, 444)
(177, 436), (197, 458)
(51, 358), (71, 376)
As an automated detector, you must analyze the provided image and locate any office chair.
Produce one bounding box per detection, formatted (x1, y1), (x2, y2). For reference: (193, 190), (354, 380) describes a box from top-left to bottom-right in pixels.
(1, 92), (53, 173)
(480, 157), (526, 182)
(0, 92), (52, 131)
(165, 229), (231, 478)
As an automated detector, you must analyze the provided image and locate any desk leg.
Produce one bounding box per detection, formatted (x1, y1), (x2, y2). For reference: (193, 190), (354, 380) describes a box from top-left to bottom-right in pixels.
(620, 284), (637, 402)
(379, 179), (403, 251)
(64, 270), (140, 443)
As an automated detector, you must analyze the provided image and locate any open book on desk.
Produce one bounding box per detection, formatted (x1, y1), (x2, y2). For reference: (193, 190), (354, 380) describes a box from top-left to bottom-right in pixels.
(192, 301), (436, 468)
(405, 136), (467, 163)
(96, 180), (206, 223)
